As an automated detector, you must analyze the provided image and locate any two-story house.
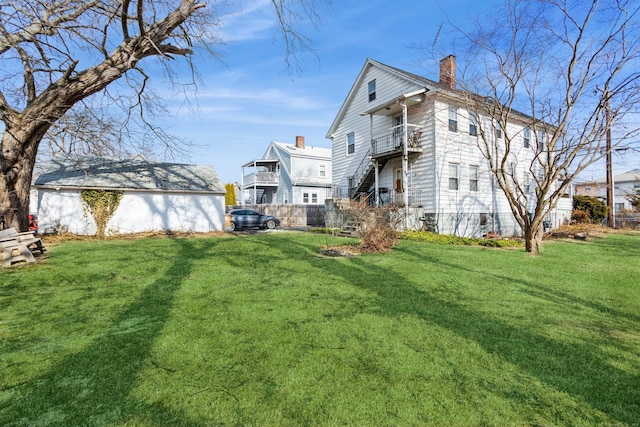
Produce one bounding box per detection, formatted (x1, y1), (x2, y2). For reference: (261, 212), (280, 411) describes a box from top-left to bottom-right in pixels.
(327, 57), (571, 237)
(241, 136), (332, 205)
(575, 169), (640, 212)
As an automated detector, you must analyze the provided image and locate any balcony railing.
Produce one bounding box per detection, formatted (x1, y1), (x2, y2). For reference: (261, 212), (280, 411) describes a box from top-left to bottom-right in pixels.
(371, 125), (422, 157)
(243, 171), (279, 186)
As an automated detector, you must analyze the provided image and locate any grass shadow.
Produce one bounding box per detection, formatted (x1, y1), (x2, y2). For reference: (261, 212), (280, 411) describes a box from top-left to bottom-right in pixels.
(283, 235), (639, 425)
(1, 238), (217, 426)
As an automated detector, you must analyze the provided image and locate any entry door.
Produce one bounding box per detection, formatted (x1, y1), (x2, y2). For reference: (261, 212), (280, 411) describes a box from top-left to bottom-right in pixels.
(395, 168), (403, 193)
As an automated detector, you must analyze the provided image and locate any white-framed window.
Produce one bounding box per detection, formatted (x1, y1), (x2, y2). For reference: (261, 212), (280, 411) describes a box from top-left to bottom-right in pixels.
(480, 213), (488, 226)
(524, 173), (531, 193)
(449, 106), (458, 132)
(449, 163), (459, 190)
(368, 79), (376, 102)
(319, 164), (326, 177)
(495, 122), (503, 139)
(303, 193), (309, 203)
(469, 112), (478, 136)
(537, 130), (545, 152)
(469, 165), (479, 191)
(312, 193), (318, 204)
(347, 132), (355, 155)
(523, 128), (531, 148)
(615, 202), (625, 212)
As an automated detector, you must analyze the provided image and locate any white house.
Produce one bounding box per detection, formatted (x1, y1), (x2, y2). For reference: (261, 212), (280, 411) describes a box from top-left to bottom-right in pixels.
(575, 169), (640, 212)
(241, 136), (332, 205)
(34, 156), (226, 235)
(327, 57), (572, 237)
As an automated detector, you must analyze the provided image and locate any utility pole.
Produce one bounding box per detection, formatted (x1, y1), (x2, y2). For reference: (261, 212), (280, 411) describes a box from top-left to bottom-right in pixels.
(605, 96), (614, 228)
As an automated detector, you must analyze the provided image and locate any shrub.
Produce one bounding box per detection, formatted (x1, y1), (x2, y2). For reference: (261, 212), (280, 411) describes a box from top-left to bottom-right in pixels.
(573, 195), (607, 223)
(571, 209), (591, 224)
(398, 230), (522, 248)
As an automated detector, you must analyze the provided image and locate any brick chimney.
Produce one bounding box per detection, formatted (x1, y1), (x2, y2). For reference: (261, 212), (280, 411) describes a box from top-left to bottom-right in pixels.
(295, 135), (305, 149)
(439, 55), (456, 90)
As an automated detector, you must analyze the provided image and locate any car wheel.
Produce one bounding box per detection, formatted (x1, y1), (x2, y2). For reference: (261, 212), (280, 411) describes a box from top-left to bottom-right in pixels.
(265, 219), (276, 229)
(229, 222), (236, 231)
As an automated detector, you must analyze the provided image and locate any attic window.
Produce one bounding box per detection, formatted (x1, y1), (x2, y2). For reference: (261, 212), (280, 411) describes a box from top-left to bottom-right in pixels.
(368, 80), (376, 102)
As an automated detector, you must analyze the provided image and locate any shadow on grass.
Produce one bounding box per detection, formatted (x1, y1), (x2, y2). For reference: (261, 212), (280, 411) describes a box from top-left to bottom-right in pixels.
(1, 238), (217, 427)
(290, 235), (640, 425)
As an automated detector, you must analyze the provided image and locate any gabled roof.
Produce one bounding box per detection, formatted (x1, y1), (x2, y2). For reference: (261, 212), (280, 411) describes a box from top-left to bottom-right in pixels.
(34, 155), (225, 194)
(326, 59), (441, 138)
(579, 169), (640, 185)
(326, 58), (551, 138)
(271, 141), (331, 159)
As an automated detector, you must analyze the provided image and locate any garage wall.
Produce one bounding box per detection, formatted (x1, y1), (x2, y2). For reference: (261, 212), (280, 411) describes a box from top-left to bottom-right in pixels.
(38, 189), (225, 235)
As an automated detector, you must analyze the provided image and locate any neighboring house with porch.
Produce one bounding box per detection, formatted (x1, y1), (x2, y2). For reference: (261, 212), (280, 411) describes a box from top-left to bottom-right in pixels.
(575, 169), (640, 213)
(34, 155), (226, 235)
(241, 136), (332, 205)
(326, 56), (571, 237)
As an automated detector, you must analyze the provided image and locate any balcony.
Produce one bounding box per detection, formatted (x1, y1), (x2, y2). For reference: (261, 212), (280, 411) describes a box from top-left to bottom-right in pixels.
(243, 171), (279, 187)
(370, 125), (422, 160)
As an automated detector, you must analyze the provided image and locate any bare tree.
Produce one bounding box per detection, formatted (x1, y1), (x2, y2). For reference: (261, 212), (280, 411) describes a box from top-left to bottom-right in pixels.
(431, 0), (640, 254)
(0, 0), (327, 231)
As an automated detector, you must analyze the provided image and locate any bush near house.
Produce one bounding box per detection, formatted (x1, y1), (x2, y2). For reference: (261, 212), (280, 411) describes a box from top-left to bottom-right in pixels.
(573, 195), (608, 223)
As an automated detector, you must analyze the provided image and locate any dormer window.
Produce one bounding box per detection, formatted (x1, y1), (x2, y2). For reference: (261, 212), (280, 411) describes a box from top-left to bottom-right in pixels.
(368, 80), (376, 102)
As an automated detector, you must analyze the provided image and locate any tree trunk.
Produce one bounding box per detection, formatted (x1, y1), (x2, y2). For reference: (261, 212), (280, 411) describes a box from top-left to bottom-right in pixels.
(1, 123), (41, 231)
(524, 223), (544, 255)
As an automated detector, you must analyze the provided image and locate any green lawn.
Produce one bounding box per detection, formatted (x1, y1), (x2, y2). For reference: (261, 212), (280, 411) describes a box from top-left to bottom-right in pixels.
(1, 232), (639, 426)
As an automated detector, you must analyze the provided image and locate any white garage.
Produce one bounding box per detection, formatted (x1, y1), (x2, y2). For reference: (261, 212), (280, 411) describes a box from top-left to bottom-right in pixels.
(34, 156), (226, 235)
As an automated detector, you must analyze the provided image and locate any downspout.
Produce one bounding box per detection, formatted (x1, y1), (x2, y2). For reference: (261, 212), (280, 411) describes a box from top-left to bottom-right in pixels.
(370, 114), (378, 206)
(401, 100), (409, 229)
(241, 165), (245, 205)
(374, 160), (380, 207)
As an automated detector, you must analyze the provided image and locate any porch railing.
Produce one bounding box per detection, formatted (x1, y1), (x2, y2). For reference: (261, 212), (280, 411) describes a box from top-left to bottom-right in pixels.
(243, 171), (279, 186)
(371, 125), (422, 156)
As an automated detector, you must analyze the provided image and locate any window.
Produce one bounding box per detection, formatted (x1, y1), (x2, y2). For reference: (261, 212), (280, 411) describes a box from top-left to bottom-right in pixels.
(495, 122), (503, 139)
(537, 130), (545, 151)
(448, 107), (458, 132)
(319, 164), (326, 177)
(615, 202), (625, 212)
(469, 112), (478, 136)
(523, 128), (530, 148)
(368, 80), (376, 102)
(312, 193), (318, 204)
(480, 213), (488, 226)
(347, 132), (355, 154)
(584, 186), (591, 191)
(449, 163), (459, 190)
(469, 165), (479, 191)
(524, 174), (531, 193)
(303, 193), (309, 203)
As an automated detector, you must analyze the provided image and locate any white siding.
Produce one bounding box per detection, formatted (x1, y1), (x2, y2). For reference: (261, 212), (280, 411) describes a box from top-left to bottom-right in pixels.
(37, 190), (225, 235)
(329, 59), (563, 237)
(331, 64), (423, 188)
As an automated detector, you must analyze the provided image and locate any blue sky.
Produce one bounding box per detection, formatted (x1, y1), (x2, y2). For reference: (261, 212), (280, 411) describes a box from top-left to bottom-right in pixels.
(160, 0), (498, 184)
(160, 0), (638, 184)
